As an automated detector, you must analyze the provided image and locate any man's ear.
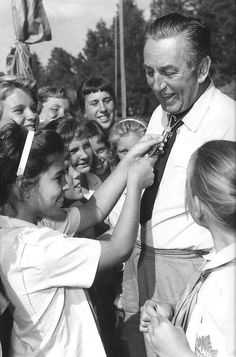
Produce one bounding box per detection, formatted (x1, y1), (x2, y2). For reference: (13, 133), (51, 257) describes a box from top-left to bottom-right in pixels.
(197, 56), (211, 83)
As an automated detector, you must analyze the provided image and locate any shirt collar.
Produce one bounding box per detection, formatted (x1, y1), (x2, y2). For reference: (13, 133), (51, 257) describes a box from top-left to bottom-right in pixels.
(182, 80), (216, 132)
(200, 242), (236, 271)
(162, 80), (216, 132)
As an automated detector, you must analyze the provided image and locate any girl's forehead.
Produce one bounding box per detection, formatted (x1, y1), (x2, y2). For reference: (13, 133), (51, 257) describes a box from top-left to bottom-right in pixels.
(85, 91), (112, 101)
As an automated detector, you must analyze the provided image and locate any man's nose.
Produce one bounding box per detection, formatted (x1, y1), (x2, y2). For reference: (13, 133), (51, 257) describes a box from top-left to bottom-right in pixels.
(151, 72), (166, 92)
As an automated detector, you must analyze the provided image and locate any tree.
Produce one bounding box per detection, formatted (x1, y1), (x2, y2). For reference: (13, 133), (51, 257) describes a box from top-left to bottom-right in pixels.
(76, 20), (114, 84)
(197, 0), (236, 87)
(31, 52), (46, 87)
(115, 0), (156, 117)
(44, 47), (77, 87)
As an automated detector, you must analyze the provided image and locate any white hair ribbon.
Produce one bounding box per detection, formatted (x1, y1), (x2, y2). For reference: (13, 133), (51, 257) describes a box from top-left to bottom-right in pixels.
(16, 131), (35, 176)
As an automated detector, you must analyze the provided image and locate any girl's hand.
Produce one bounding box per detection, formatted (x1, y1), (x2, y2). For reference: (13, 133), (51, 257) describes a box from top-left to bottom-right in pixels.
(125, 134), (163, 164)
(127, 156), (154, 190)
(147, 316), (195, 357)
(140, 299), (174, 333)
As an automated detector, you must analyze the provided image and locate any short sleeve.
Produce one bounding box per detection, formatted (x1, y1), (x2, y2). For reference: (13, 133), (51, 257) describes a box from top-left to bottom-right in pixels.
(20, 228), (101, 292)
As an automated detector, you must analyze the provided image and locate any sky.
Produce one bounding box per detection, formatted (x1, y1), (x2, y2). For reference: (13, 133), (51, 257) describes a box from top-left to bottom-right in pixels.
(0, 0), (151, 73)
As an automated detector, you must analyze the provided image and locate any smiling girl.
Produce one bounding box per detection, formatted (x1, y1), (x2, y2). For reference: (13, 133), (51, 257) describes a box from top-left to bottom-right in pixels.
(77, 77), (116, 133)
(0, 122), (158, 357)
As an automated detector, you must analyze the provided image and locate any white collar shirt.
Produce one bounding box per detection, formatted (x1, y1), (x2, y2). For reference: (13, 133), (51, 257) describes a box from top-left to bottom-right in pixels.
(143, 82), (236, 249)
(186, 243), (236, 357)
(0, 215), (105, 357)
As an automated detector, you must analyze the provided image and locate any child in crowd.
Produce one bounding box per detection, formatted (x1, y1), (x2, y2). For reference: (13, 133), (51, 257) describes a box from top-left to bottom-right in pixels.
(77, 77), (116, 133)
(140, 140), (236, 357)
(85, 120), (111, 182)
(0, 122), (157, 357)
(45, 117), (101, 201)
(0, 75), (39, 131)
(38, 86), (74, 126)
(108, 118), (147, 224)
(108, 118), (148, 355)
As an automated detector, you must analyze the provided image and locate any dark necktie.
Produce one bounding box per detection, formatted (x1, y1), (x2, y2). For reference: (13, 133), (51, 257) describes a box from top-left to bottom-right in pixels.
(140, 115), (184, 225)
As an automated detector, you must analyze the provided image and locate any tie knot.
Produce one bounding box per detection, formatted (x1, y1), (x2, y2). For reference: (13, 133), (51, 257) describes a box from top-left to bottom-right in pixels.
(171, 115), (177, 124)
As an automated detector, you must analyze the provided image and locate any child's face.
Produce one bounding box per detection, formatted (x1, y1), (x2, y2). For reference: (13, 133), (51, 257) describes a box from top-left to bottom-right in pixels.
(0, 88), (38, 131)
(68, 136), (93, 174)
(84, 91), (115, 131)
(117, 132), (141, 161)
(30, 157), (68, 219)
(89, 135), (110, 177)
(64, 160), (84, 201)
(39, 97), (70, 124)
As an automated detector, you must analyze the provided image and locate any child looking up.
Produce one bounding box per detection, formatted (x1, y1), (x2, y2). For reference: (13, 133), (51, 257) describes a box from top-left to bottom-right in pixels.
(45, 117), (100, 200)
(0, 122), (156, 357)
(109, 118), (147, 168)
(85, 120), (111, 182)
(38, 86), (74, 126)
(140, 140), (236, 357)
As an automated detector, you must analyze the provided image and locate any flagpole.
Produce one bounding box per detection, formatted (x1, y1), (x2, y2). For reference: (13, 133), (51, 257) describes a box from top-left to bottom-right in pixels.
(119, 0), (126, 118)
(114, 12), (118, 121)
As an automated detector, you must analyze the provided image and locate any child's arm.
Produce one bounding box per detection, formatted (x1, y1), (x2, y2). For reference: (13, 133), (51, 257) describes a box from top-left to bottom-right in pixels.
(77, 135), (162, 232)
(97, 155), (154, 270)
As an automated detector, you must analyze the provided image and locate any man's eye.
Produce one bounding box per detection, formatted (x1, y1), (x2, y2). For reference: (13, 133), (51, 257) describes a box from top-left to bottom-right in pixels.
(13, 108), (23, 114)
(70, 149), (77, 155)
(145, 69), (154, 77)
(165, 72), (176, 77)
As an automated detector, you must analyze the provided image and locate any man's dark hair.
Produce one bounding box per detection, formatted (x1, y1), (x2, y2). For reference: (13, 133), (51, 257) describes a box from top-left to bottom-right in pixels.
(146, 13), (211, 68)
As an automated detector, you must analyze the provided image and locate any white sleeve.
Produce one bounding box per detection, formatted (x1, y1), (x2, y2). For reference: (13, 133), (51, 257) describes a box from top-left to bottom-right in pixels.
(20, 228), (101, 291)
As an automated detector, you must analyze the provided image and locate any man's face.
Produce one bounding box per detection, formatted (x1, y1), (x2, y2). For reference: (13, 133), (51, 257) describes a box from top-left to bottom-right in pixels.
(39, 97), (70, 124)
(0, 88), (38, 131)
(84, 91), (115, 131)
(144, 34), (201, 114)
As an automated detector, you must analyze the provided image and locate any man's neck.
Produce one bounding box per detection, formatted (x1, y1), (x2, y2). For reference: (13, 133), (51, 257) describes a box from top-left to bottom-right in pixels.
(196, 76), (211, 102)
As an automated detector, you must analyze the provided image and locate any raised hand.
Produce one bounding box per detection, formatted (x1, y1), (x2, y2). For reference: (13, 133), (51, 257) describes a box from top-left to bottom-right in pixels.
(127, 156), (154, 191)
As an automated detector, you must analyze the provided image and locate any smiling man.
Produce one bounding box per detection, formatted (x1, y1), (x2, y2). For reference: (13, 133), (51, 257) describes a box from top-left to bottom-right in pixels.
(123, 13), (236, 357)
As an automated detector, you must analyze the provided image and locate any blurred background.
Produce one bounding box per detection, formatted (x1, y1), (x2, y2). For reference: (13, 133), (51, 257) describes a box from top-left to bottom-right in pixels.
(0, 0), (235, 120)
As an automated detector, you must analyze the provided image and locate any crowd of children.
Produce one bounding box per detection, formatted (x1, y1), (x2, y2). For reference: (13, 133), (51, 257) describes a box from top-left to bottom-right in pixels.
(0, 74), (235, 357)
